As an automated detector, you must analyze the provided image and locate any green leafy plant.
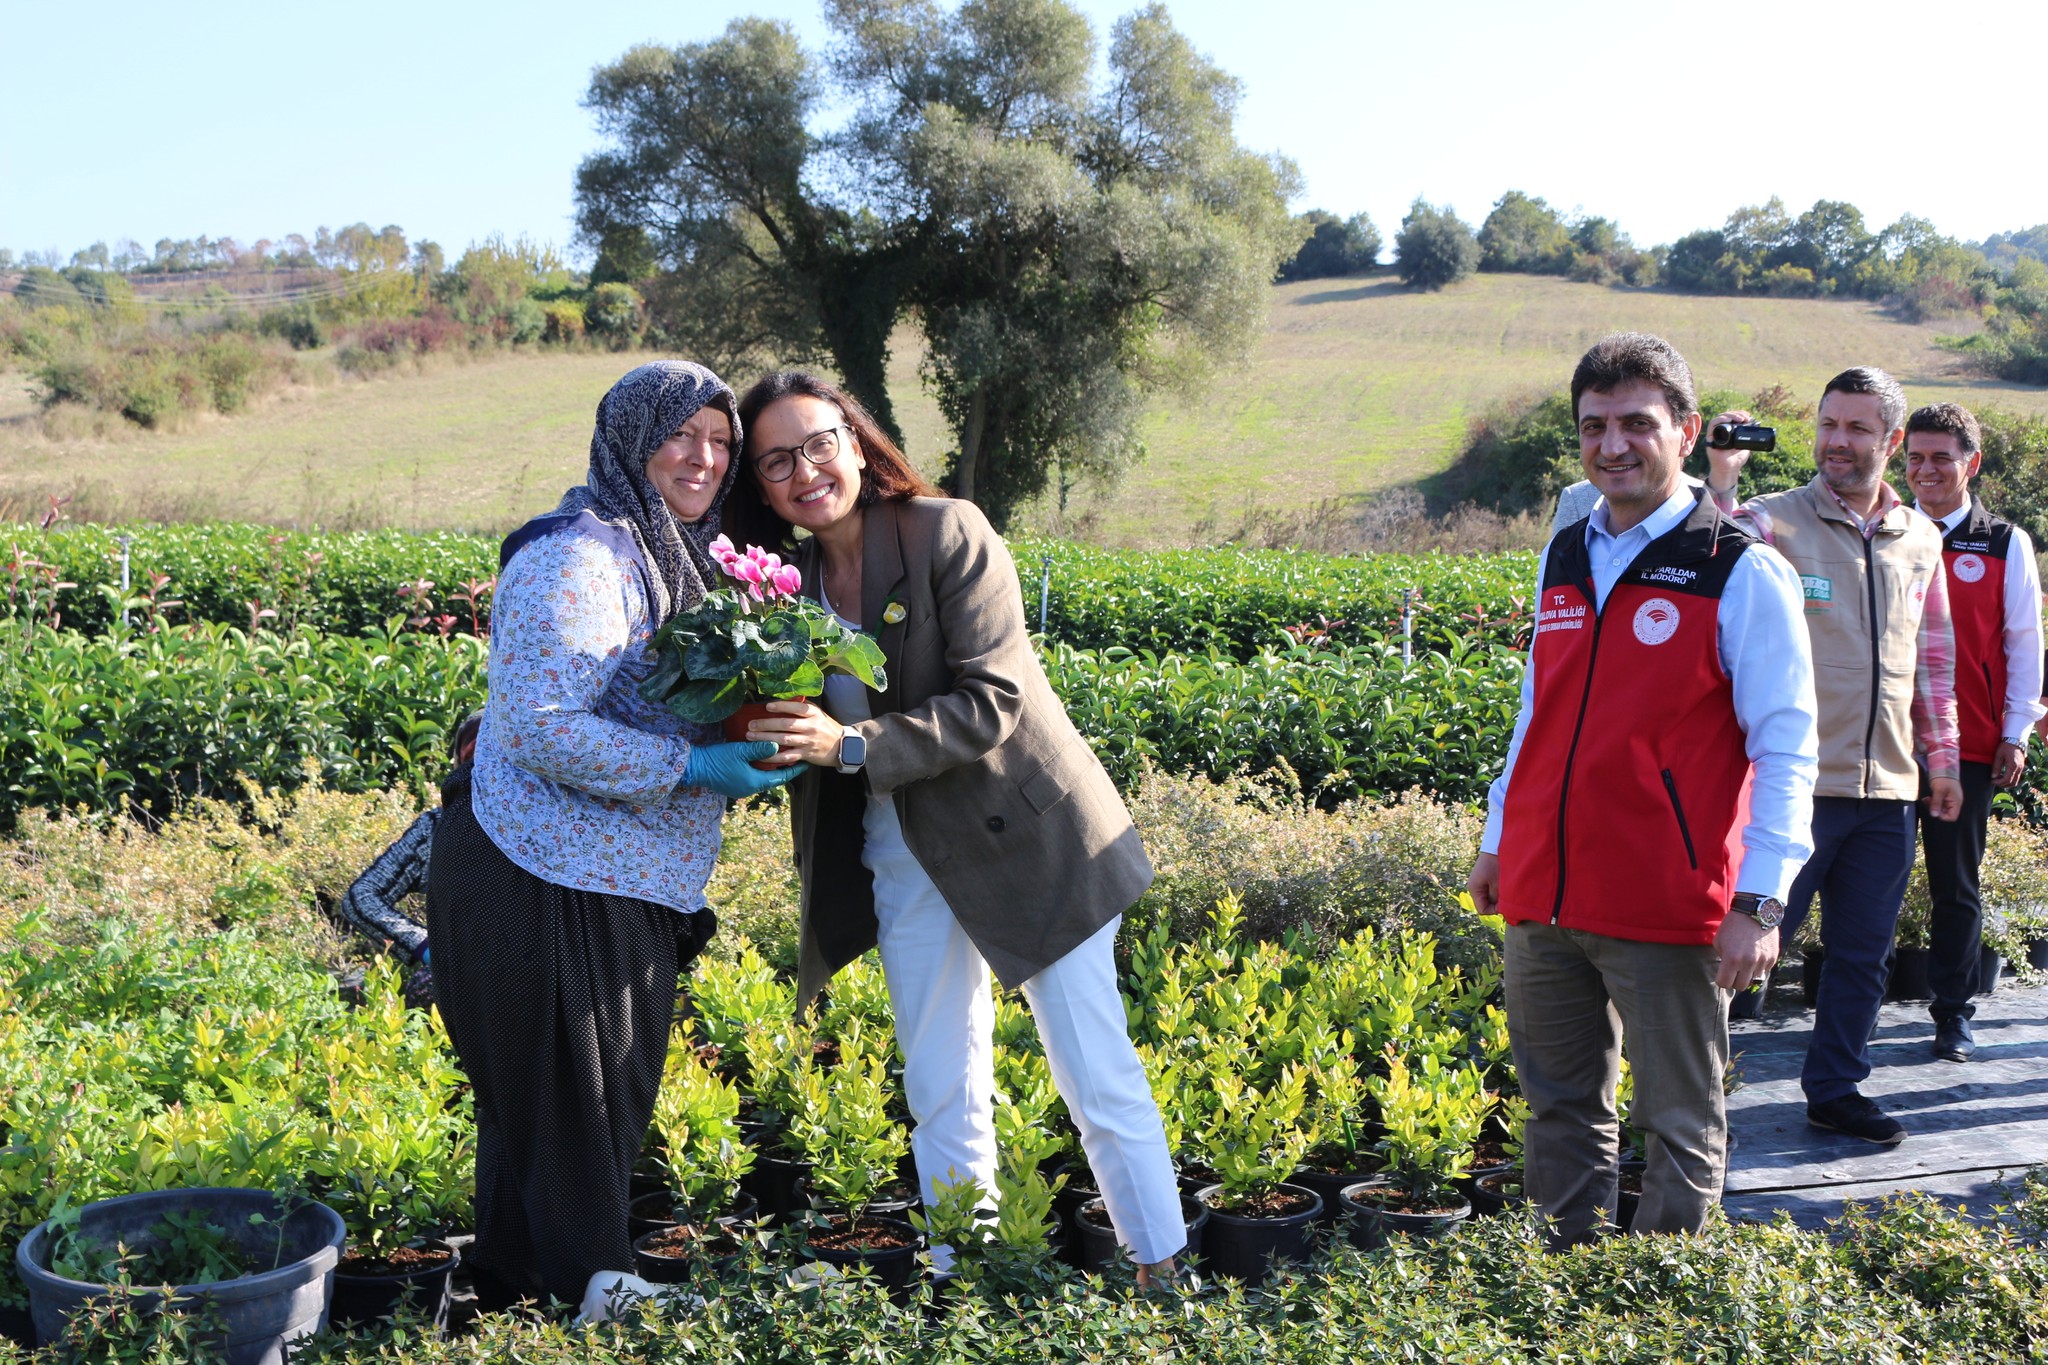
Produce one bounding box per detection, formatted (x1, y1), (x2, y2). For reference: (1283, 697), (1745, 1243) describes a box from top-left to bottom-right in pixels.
(788, 1049), (910, 1223)
(1367, 1051), (1494, 1201)
(639, 538), (886, 723)
(1193, 1061), (1318, 1213)
(650, 1038), (756, 1217)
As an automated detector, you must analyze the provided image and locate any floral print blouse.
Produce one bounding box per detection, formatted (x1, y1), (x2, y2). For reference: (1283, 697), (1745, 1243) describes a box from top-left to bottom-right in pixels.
(471, 521), (723, 911)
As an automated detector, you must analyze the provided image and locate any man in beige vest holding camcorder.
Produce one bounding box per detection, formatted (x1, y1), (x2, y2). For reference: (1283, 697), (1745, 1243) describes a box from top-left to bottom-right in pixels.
(1706, 367), (1961, 1146)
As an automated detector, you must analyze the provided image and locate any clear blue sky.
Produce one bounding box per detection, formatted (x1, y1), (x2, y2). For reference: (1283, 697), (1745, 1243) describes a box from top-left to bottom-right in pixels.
(5, 0), (2043, 263)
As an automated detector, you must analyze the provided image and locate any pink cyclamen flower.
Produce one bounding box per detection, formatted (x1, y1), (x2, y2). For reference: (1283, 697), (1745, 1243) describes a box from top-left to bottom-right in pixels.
(710, 534), (739, 566)
(729, 556), (765, 586)
(769, 564), (803, 598)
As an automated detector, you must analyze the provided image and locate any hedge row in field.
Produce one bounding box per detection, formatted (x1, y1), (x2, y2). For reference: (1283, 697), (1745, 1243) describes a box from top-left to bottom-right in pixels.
(0, 622), (485, 826)
(4, 523), (1535, 657)
(0, 622), (1522, 828)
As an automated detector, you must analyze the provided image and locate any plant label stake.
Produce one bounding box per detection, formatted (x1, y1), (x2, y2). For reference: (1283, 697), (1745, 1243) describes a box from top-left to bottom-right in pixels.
(118, 535), (132, 627)
(1039, 554), (1053, 635)
(1400, 588), (1414, 666)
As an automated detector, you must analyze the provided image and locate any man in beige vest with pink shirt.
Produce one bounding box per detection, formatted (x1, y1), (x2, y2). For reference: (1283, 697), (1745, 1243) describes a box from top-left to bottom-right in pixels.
(1707, 367), (1961, 1146)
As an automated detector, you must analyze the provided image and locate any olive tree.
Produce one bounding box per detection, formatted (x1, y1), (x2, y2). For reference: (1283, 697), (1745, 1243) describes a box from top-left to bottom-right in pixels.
(575, 0), (1301, 527)
(1394, 199), (1478, 292)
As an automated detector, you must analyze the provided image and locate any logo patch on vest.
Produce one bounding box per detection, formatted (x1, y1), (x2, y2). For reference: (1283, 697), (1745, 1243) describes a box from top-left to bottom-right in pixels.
(1632, 597), (1680, 645)
(1801, 575), (1833, 611)
(1537, 591), (1587, 633)
(1642, 565), (1698, 587)
(1954, 553), (1986, 583)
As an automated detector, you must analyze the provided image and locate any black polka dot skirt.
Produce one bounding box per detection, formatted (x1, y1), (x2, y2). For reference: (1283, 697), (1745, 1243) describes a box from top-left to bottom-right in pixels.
(426, 786), (678, 1306)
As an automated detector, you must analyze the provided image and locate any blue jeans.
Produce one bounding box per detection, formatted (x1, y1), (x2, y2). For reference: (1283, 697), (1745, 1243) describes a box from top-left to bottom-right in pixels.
(1783, 797), (1917, 1105)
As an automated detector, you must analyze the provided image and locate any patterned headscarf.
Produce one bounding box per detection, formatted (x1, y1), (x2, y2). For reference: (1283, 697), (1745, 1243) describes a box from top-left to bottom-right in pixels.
(552, 361), (743, 622)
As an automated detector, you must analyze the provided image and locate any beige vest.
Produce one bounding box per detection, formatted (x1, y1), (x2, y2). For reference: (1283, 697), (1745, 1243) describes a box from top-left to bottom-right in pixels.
(1748, 477), (1945, 799)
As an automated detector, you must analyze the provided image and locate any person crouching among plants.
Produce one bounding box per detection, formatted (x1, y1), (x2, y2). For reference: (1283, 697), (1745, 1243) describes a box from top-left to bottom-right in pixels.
(428, 361), (800, 1315)
(335, 710), (481, 1010)
(1467, 334), (1820, 1245)
(718, 371), (1185, 1287)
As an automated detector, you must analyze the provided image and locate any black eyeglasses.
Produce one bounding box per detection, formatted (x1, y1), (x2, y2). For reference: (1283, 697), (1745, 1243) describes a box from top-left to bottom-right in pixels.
(755, 425), (850, 483)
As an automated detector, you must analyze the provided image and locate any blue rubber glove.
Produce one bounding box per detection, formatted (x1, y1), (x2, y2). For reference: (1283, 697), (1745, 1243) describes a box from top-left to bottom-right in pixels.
(684, 741), (804, 798)
(420, 945), (431, 968)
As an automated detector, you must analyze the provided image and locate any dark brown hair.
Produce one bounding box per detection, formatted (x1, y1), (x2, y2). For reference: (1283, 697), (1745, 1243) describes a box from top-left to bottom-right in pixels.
(1821, 367), (1907, 435)
(1570, 332), (1698, 424)
(1905, 401), (1982, 456)
(724, 371), (942, 549)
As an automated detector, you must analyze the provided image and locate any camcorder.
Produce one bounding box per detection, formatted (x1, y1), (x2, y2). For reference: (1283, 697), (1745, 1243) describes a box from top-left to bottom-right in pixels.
(1707, 421), (1776, 453)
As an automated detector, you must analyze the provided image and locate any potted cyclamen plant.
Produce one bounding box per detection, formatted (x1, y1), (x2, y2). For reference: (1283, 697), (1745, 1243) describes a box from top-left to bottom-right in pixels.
(639, 537), (887, 755)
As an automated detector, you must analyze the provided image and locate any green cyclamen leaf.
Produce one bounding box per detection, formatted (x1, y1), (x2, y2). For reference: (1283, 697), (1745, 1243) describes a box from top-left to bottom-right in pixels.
(666, 676), (749, 724)
(684, 633), (745, 681)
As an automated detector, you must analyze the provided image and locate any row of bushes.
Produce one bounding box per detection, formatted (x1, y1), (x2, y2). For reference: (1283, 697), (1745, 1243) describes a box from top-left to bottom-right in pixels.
(3, 522), (1535, 658)
(0, 618), (1527, 830)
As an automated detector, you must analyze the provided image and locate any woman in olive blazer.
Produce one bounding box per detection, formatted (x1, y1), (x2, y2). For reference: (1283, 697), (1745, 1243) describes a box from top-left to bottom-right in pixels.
(725, 371), (1183, 1279)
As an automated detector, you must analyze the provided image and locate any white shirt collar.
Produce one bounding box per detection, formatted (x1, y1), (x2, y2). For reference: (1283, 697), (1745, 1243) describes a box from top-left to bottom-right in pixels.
(1913, 490), (1974, 534)
(1587, 483), (1698, 545)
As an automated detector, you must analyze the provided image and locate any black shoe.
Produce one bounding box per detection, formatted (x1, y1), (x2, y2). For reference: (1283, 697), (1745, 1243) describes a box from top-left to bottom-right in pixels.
(1933, 1016), (1975, 1062)
(1807, 1093), (1906, 1145)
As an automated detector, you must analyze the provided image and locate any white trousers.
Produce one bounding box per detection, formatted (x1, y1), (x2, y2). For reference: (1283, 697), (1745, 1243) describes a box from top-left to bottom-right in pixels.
(866, 839), (1185, 1265)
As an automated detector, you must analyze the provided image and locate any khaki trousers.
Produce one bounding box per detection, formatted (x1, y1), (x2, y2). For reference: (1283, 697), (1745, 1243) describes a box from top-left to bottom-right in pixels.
(1503, 921), (1731, 1245)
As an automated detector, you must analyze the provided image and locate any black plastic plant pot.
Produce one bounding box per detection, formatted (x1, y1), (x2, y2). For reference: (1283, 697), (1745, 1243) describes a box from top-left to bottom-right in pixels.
(1072, 1194), (1210, 1273)
(1614, 1158), (1648, 1231)
(15, 1187), (345, 1365)
(741, 1152), (812, 1221)
(1339, 1181), (1471, 1249)
(1291, 1164), (1384, 1227)
(1979, 945), (2004, 996)
(1885, 947), (1933, 1002)
(1051, 1162), (1101, 1267)
(1727, 965), (1770, 1021)
(328, 1239), (459, 1335)
(2029, 936), (2048, 972)
(629, 1189), (760, 1243)
(631, 1218), (753, 1285)
(800, 1214), (924, 1293)
(1193, 1183), (1321, 1283)
(1468, 1168), (1527, 1219)
(1802, 946), (1825, 1006)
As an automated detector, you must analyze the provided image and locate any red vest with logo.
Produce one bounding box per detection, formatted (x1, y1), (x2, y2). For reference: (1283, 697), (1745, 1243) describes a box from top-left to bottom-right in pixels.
(1939, 504), (2015, 765)
(1498, 495), (1757, 944)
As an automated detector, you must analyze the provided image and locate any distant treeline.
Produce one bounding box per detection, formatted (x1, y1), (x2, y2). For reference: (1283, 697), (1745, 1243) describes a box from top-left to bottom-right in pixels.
(0, 226), (646, 429)
(1276, 193), (2048, 386)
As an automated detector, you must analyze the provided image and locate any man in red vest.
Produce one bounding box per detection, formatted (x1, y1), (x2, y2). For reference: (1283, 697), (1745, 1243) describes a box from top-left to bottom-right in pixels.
(1469, 333), (1819, 1245)
(1906, 402), (2043, 1061)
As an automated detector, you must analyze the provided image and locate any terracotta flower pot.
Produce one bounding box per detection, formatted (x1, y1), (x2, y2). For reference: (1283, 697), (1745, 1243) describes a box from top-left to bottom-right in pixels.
(722, 699), (813, 769)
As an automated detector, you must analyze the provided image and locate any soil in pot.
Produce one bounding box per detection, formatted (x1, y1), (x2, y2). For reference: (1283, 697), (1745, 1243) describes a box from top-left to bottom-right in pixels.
(629, 1189), (760, 1242)
(632, 1220), (753, 1285)
(329, 1241), (458, 1334)
(1293, 1158), (1385, 1227)
(1174, 1157), (1222, 1197)
(1339, 1182), (1471, 1249)
(1072, 1195), (1210, 1273)
(1194, 1183), (1321, 1284)
(1469, 1168), (1527, 1219)
(801, 1214), (923, 1293)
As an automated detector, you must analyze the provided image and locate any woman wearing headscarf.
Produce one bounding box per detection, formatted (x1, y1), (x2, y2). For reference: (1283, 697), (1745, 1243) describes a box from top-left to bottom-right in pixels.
(724, 371), (1183, 1285)
(427, 361), (797, 1311)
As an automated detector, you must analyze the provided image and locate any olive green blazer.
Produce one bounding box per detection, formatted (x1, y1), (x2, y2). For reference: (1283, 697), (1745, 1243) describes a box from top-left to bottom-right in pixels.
(788, 497), (1153, 1006)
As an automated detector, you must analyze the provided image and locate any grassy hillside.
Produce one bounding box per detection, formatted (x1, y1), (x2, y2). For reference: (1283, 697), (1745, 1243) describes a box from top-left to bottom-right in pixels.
(3, 272), (2043, 542)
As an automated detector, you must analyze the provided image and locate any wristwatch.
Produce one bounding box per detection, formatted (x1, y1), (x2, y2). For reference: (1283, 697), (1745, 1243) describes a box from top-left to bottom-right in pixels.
(837, 730), (867, 775)
(1727, 892), (1786, 929)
